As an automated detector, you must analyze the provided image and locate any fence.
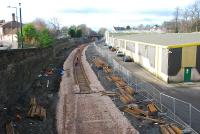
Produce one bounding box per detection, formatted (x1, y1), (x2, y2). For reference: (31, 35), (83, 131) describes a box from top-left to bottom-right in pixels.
(94, 42), (200, 134)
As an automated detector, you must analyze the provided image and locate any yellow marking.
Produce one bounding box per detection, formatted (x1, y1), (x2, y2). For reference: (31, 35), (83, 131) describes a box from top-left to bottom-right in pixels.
(166, 42), (200, 48)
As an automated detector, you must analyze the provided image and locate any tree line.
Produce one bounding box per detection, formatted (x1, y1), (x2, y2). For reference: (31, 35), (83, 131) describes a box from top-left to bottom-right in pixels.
(21, 18), (107, 48)
(163, 0), (200, 33)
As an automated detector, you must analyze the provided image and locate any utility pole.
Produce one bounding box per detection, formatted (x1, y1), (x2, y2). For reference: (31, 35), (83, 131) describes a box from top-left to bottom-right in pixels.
(7, 6), (19, 48)
(19, 3), (23, 48)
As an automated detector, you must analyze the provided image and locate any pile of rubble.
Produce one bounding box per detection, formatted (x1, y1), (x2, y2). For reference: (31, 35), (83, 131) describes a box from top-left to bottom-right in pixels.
(90, 56), (184, 134)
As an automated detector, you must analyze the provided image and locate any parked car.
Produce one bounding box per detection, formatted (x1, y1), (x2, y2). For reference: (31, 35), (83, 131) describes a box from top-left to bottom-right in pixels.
(108, 46), (112, 49)
(111, 47), (116, 52)
(123, 56), (133, 62)
(116, 51), (124, 57)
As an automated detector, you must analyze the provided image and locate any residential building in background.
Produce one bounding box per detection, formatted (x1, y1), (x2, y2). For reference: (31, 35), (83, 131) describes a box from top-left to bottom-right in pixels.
(0, 13), (20, 49)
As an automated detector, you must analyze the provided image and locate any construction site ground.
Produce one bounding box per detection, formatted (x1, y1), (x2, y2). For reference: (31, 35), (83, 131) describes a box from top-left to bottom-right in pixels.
(85, 45), (172, 134)
(56, 46), (138, 134)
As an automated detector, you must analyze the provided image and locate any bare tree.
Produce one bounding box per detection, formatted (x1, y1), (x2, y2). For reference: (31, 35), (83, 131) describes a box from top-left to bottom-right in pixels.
(77, 24), (90, 36)
(190, 1), (200, 31)
(174, 7), (180, 33)
(180, 8), (190, 32)
(98, 27), (107, 36)
(48, 17), (60, 36)
(32, 18), (47, 31)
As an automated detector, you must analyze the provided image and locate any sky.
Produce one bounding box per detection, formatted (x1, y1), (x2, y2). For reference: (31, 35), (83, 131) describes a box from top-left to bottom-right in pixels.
(0, 0), (196, 30)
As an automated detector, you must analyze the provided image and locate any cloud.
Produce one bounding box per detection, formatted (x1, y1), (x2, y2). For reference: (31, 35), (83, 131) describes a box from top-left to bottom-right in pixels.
(0, 0), (196, 30)
(140, 9), (174, 17)
(61, 8), (112, 14)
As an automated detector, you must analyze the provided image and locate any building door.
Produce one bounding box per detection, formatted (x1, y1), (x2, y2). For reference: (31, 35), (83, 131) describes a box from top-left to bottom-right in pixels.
(184, 67), (191, 82)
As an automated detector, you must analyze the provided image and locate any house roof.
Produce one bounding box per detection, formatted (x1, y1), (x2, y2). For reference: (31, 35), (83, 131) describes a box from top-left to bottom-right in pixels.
(111, 32), (200, 48)
(0, 21), (20, 28)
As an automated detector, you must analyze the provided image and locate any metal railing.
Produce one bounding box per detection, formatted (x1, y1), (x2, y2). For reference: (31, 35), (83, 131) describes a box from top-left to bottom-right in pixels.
(94, 43), (200, 134)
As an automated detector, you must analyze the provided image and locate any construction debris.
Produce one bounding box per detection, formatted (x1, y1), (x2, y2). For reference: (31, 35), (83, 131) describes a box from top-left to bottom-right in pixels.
(123, 106), (165, 124)
(89, 56), (188, 133)
(120, 94), (135, 104)
(160, 124), (183, 134)
(5, 121), (15, 134)
(93, 58), (106, 69)
(111, 76), (122, 82)
(100, 91), (119, 96)
(170, 124), (183, 134)
(27, 97), (46, 121)
(30, 96), (37, 106)
(103, 66), (112, 73)
(105, 76), (112, 82)
(147, 103), (158, 116)
(124, 86), (135, 95)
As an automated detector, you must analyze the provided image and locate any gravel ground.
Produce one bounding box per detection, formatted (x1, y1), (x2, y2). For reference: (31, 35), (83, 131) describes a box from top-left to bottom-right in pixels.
(85, 44), (164, 134)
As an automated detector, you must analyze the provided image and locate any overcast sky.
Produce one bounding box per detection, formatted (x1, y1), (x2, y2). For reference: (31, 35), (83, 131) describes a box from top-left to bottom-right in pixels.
(0, 0), (195, 30)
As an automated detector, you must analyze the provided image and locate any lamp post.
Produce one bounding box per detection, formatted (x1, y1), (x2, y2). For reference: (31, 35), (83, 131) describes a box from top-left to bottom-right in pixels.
(19, 3), (23, 48)
(7, 6), (19, 47)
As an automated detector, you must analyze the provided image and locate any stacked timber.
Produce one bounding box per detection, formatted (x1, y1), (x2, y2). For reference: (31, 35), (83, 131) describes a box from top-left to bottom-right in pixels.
(103, 66), (112, 73)
(123, 106), (165, 124)
(160, 124), (183, 134)
(124, 86), (135, 95)
(5, 121), (15, 134)
(111, 76), (122, 82)
(147, 103), (158, 116)
(100, 91), (119, 96)
(93, 58), (105, 69)
(111, 75), (135, 104)
(27, 97), (46, 121)
(105, 76), (112, 82)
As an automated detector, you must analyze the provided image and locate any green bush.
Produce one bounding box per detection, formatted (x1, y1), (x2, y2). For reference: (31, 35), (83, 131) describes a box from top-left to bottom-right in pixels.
(18, 23), (54, 48)
(38, 29), (54, 47)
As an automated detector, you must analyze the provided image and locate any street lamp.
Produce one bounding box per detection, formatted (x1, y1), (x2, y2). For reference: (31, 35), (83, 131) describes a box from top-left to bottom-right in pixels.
(19, 3), (23, 48)
(7, 6), (19, 47)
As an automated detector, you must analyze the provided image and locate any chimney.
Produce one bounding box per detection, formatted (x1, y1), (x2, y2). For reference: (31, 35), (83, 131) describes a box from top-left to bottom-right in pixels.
(12, 13), (15, 22)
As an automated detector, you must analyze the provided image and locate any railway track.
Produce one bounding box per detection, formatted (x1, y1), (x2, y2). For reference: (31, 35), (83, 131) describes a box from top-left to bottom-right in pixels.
(73, 45), (91, 94)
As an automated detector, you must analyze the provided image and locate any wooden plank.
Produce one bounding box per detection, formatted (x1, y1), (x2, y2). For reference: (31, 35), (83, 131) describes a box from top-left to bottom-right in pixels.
(103, 66), (112, 73)
(147, 103), (158, 113)
(105, 76), (112, 81)
(27, 105), (33, 117)
(124, 86), (134, 95)
(101, 91), (119, 96)
(40, 108), (46, 120)
(166, 125), (176, 134)
(35, 105), (41, 116)
(170, 124), (183, 134)
(123, 107), (148, 116)
(6, 121), (15, 134)
(160, 125), (170, 134)
(111, 76), (122, 82)
(31, 105), (37, 117)
(116, 80), (126, 87)
(30, 97), (37, 106)
(124, 107), (165, 124)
